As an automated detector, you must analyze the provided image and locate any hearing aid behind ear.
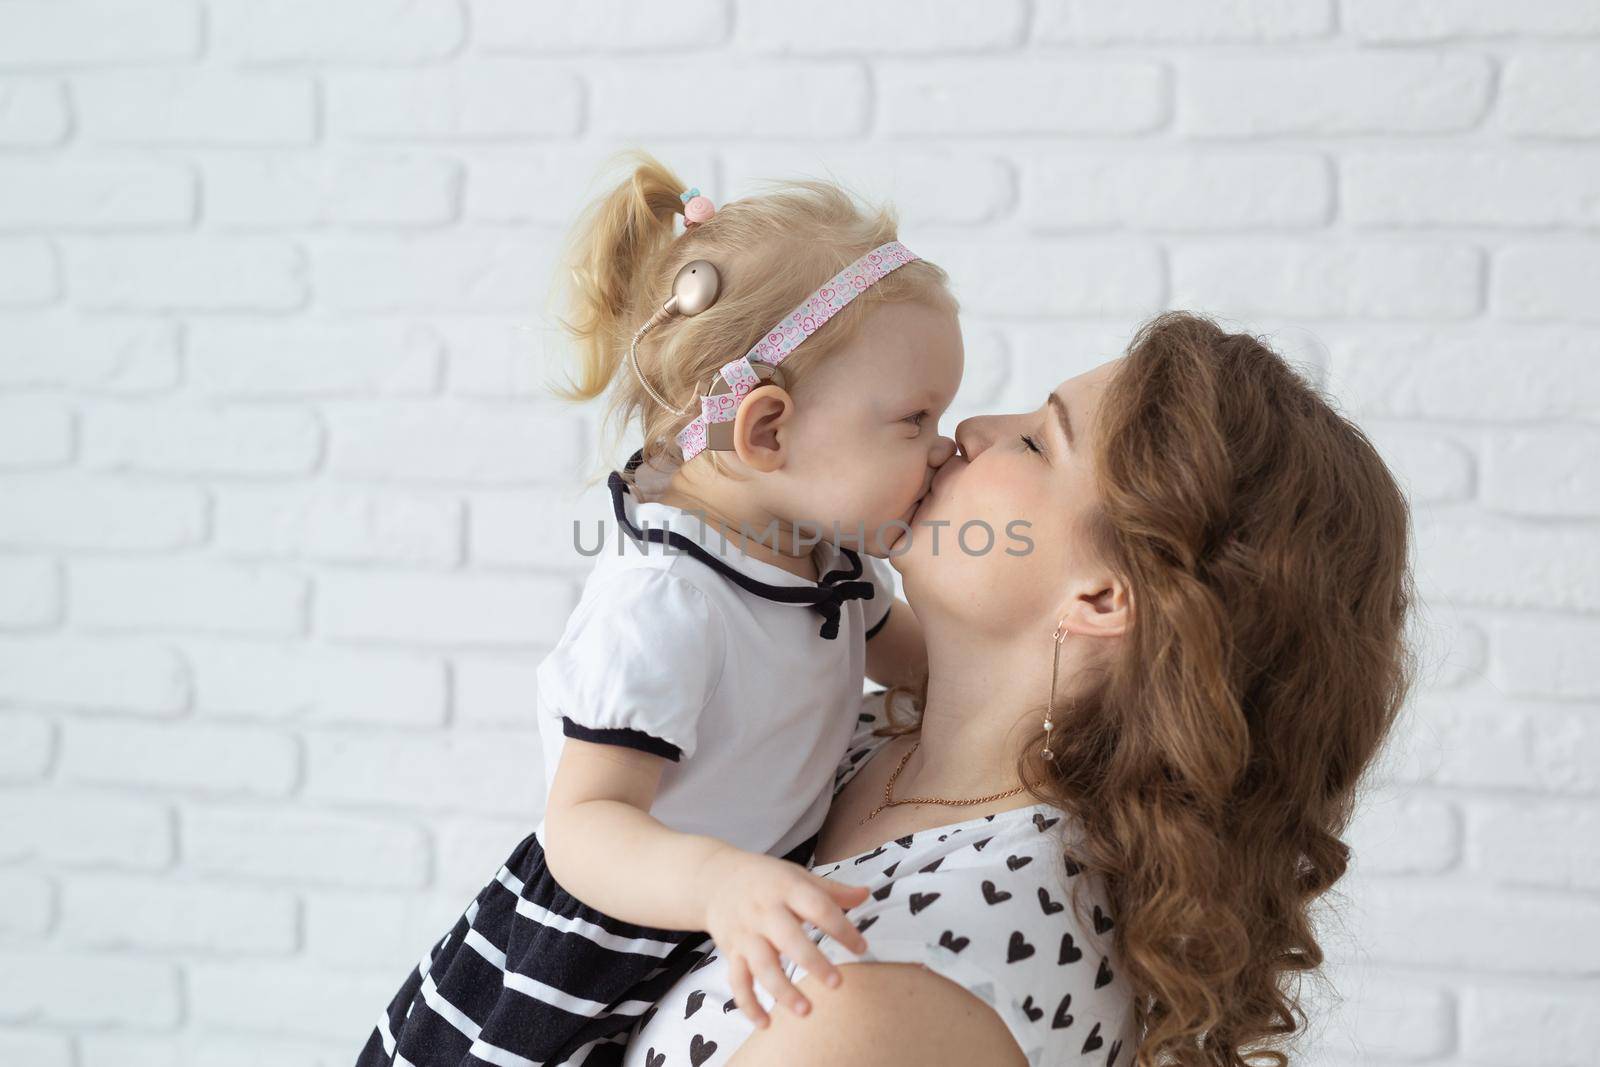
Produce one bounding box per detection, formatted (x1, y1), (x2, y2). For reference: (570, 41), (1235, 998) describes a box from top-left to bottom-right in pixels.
(665, 258), (790, 444)
(629, 259), (722, 415)
(666, 260), (719, 316)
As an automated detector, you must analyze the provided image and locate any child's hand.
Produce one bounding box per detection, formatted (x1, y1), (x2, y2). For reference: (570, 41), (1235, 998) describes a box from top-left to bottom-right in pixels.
(697, 845), (872, 1028)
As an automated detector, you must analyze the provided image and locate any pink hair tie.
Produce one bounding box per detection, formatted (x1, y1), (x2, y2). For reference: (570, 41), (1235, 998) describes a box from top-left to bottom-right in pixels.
(680, 187), (715, 229)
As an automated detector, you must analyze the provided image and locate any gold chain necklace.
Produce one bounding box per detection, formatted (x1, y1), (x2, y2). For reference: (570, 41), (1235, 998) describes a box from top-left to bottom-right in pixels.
(858, 741), (1026, 824)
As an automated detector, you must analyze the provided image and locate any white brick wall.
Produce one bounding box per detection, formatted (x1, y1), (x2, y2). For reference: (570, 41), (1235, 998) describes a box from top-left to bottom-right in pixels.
(0, 2), (1596, 1063)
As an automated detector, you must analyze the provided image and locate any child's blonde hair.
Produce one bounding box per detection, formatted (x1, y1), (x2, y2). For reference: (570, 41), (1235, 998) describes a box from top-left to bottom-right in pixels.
(551, 149), (956, 485)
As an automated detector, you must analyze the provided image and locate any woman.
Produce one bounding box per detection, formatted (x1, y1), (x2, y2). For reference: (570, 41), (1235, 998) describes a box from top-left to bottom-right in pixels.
(622, 310), (1418, 1066)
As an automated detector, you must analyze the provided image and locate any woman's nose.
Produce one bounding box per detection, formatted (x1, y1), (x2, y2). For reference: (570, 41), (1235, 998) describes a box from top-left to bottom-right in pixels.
(953, 416), (991, 461)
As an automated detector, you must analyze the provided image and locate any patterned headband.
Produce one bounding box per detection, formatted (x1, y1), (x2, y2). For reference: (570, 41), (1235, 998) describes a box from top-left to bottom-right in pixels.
(676, 240), (921, 461)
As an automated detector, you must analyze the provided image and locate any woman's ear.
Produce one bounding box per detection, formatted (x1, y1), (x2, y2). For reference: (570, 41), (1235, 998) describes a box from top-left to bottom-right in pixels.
(1059, 576), (1132, 640)
(730, 384), (795, 471)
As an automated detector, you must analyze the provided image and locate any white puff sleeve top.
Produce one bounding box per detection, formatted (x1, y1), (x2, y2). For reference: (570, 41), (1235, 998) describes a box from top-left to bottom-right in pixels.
(530, 456), (902, 861)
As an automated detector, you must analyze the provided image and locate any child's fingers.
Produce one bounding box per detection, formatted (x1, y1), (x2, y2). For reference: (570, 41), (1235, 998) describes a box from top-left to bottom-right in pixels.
(775, 919), (844, 990)
(819, 878), (871, 907)
(727, 953), (768, 1029)
(794, 894), (869, 955)
(747, 937), (809, 1018)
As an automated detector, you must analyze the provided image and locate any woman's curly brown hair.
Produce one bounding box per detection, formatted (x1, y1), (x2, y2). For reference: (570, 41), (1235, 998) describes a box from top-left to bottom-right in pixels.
(878, 310), (1418, 1066)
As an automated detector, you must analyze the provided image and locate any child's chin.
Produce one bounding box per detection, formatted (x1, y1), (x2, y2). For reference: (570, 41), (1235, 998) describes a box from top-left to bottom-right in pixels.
(887, 514), (929, 558)
(881, 524), (911, 556)
(907, 493), (936, 530)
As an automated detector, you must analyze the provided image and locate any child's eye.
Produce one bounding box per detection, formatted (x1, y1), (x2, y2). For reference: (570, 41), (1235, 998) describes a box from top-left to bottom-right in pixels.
(1019, 433), (1042, 454)
(903, 410), (929, 428)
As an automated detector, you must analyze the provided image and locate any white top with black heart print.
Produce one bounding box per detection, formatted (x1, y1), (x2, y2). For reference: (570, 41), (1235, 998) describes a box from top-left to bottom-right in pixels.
(621, 687), (1140, 1067)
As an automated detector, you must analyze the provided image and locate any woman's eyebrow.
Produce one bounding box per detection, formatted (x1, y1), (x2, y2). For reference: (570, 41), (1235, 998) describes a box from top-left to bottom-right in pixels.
(1048, 390), (1075, 447)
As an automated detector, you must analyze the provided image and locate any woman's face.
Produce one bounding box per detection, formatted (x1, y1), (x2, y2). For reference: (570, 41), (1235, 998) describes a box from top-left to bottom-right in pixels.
(893, 357), (1124, 640)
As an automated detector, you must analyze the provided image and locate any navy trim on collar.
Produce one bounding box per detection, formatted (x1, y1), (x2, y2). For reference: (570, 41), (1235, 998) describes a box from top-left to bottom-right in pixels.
(608, 448), (876, 641)
(864, 604), (892, 641)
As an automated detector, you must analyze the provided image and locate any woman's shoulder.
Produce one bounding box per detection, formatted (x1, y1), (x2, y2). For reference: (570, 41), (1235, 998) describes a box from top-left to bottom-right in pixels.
(623, 800), (1137, 1067)
(796, 802), (1139, 1066)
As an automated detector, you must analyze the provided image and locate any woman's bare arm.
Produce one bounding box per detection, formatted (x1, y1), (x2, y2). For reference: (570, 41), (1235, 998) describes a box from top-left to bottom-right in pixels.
(725, 964), (1028, 1067)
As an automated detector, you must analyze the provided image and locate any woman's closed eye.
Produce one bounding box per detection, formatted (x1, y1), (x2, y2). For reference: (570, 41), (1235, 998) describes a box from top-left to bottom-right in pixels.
(1019, 433), (1043, 454)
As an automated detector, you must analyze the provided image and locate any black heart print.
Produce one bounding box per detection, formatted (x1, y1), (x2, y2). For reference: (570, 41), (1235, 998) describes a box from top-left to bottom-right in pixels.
(685, 989), (705, 1019)
(919, 856), (944, 874)
(646, 1048), (665, 1067)
(1058, 932), (1083, 965)
(894, 834), (915, 848)
(938, 930), (969, 954)
(871, 882), (893, 901)
(882, 861), (900, 878)
(854, 845), (887, 864)
(1006, 931), (1035, 963)
(1020, 995), (1043, 1022)
(1037, 887), (1064, 915)
(971, 836), (993, 852)
(984, 813), (996, 821)
(981, 880), (1011, 905)
(858, 712), (875, 722)
(1033, 812), (1060, 832)
(1005, 853), (1033, 872)
(1108, 1038), (1124, 1066)
(1093, 904), (1114, 935)
(639, 1004), (659, 1031)
(908, 891), (940, 915)
(1064, 854), (1083, 877)
(690, 952), (718, 974)
(722, 996), (737, 1014)
(1095, 956), (1114, 988)
(1081, 1021), (1104, 1053)
(690, 1033), (718, 1066)
(1052, 993), (1074, 1029)
(855, 914), (879, 934)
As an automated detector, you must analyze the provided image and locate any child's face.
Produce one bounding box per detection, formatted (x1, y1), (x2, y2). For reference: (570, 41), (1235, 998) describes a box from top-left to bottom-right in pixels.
(774, 298), (963, 556)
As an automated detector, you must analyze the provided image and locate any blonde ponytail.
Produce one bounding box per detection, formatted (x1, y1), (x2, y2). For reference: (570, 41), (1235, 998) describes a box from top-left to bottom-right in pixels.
(552, 151), (688, 405)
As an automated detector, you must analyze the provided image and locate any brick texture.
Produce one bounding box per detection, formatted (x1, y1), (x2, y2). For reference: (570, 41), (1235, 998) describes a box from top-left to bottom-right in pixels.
(1, 5), (1596, 1064)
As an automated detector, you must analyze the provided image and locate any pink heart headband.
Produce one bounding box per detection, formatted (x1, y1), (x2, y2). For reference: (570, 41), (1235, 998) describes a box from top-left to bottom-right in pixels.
(624, 220), (921, 462)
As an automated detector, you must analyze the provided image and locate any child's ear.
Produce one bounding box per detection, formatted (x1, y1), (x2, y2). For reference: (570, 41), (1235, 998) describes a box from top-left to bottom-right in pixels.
(731, 384), (795, 471)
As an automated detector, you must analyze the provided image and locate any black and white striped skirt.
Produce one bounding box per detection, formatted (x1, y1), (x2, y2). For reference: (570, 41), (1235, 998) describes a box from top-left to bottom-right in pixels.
(355, 826), (818, 1067)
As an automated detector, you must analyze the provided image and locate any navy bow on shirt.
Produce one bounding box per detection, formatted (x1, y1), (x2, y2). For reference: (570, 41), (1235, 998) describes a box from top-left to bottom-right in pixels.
(607, 453), (875, 641)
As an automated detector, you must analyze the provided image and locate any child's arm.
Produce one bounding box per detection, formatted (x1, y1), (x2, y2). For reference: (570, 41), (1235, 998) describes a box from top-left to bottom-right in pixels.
(542, 737), (870, 1025)
(865, 596), (928, 690)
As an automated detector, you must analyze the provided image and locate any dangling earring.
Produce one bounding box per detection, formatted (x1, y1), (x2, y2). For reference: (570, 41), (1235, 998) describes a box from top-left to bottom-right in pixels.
(1043, 622), (1068, 760)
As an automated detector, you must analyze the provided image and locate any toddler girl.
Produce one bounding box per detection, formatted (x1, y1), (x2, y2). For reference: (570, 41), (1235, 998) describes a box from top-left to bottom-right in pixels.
(356, 151), (963, 1067)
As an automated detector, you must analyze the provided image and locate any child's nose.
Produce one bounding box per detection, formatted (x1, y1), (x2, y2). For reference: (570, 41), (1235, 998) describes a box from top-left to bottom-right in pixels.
(928, 435), (957, 468)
